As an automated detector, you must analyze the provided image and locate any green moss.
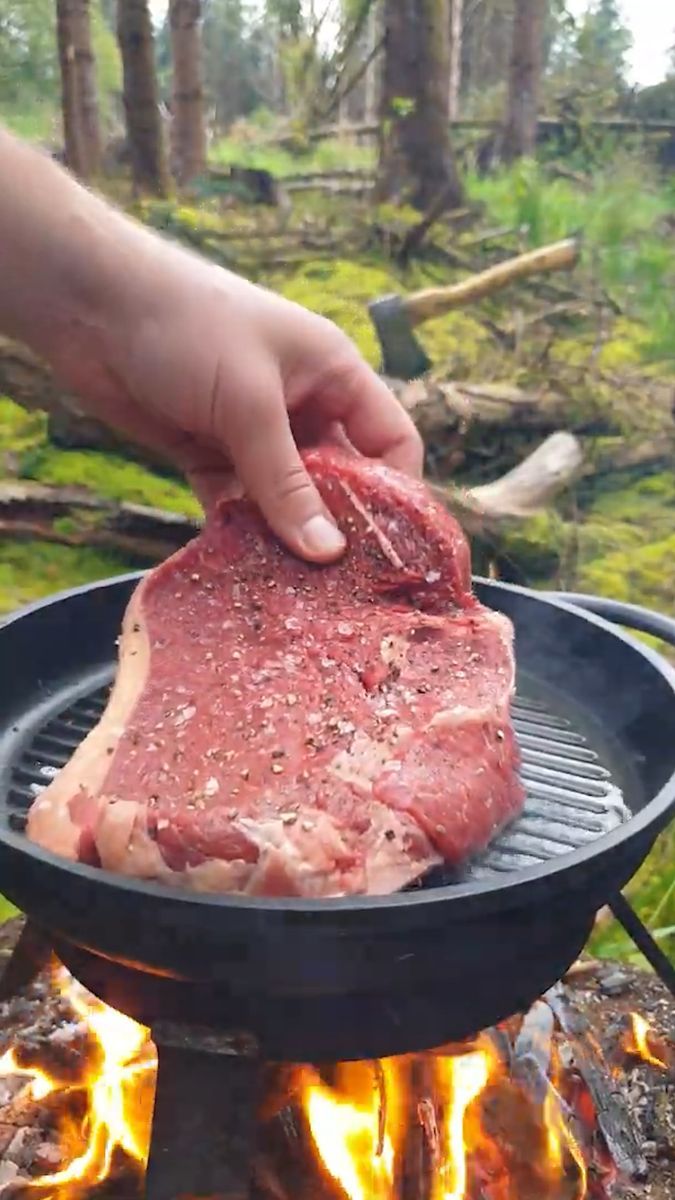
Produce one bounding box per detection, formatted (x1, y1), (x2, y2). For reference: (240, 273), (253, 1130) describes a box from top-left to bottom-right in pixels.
(498, 513), (568, 582)
(578, 531), (675, 614)
(274, 257), (399, 364)
(18, 446), (202, 518)
(0, 397), (47, 466)
(0, 541), (133, 616)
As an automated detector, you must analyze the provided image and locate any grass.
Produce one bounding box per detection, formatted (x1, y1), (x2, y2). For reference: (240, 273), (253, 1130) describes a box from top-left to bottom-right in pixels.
(210, 129), (375, 178)
(0, 102), (58, 143)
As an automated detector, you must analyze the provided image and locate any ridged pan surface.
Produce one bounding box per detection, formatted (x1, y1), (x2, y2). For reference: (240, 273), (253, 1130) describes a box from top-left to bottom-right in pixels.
(4, 680), (630, 887)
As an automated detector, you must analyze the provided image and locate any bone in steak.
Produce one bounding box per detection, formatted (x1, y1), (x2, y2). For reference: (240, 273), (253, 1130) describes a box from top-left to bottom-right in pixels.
(27, 448), (524, 897)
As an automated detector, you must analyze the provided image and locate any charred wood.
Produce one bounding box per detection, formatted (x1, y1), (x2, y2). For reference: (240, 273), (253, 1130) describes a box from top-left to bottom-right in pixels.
(546, 984), (648, 1181)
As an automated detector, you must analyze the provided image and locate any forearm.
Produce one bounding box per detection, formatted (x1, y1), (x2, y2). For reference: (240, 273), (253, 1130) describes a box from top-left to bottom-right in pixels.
(0, 127), (160, 366)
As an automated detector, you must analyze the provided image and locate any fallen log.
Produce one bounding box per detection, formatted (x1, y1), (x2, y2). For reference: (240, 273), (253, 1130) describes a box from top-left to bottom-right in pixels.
(0, 481), (200, 563)
(300, 116), (675, 144)
(395, 377), (568, 432)
(0, 339), (175, 470)
(0, 431), (582, 564)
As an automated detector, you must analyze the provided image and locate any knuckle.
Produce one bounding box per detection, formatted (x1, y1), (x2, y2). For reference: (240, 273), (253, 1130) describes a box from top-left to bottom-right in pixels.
(273, 462), (314, 505)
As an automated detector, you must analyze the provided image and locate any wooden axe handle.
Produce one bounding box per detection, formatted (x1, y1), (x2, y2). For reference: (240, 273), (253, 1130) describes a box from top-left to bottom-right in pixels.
(403, 237), (580, 326)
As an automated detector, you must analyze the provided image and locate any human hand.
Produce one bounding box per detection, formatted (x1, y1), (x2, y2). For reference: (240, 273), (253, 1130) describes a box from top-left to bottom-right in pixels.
(56, 247), (423, 562)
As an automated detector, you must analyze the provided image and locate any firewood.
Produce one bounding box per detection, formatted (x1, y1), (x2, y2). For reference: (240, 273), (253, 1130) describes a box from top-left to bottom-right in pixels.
(545, 983), (649, 1181)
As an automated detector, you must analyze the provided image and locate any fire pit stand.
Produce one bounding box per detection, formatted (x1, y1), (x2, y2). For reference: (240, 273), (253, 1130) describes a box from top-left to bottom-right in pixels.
(0, 585), (674, 1198)
(145, 1024), (260, 1200)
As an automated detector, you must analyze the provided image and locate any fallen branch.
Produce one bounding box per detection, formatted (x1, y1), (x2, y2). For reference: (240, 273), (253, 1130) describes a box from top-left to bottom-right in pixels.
(430, 432), (583, 533)
(471, 431), (583, 518)
(397, 188), (465, 265)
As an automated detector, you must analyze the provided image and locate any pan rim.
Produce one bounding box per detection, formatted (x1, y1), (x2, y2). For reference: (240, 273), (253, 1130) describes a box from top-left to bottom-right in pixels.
(1, 573), (674, 921)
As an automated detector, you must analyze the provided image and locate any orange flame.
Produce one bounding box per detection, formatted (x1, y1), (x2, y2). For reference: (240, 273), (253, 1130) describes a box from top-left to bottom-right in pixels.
(542, 1089), (587, 1199)
(622, 1012), (668, 1069)
(302, 1060), (406, 1199)
(0, 971), (156, 1196)
(430, 1050), (489, 1200)
(299, 1035), (592, 1200)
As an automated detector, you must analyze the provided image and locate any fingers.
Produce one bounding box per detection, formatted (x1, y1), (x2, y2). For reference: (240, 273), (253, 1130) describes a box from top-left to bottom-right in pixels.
(289, 325), (424, 478)
(225, 383), (346, 564)
(335, 360), (424, 477)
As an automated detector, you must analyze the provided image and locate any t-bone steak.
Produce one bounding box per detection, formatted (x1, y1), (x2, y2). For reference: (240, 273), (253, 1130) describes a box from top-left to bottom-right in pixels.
(27, 448), (524, 897)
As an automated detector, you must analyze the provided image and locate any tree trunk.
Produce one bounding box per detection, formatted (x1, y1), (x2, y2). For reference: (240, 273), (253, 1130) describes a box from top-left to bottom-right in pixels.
(448, 0), (463, 121)
(169, 0), (208, 184)
(376, 0), (464, 211)
(56, 1), (102, 178)
(502, 0), (546, 161)
(56, 0), (86, 176)
(364, 0), (382, 123)
(116, 0), (170, 196)
(73, 0), (102, 174)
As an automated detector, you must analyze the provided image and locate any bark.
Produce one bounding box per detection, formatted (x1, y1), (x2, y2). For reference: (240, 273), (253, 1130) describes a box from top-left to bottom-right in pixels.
(169, 0), (208, 184)
(73, 0), (102, 174)
(116, 0), (170, 196)
(55, 0), (102, 178)
(376, 0), (464, 211)
(448, 0), (463, 122)
(502, 0), (546, 161)
(364, 0), (383, 123)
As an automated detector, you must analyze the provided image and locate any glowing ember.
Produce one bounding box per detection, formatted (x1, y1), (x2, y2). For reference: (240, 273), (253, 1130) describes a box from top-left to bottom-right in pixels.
(0, 969), (156, 1197)
(622, 1012), (668, 1069)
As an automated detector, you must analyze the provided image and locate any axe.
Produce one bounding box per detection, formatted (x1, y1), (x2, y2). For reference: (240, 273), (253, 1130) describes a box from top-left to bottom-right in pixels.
(368, 237), (580, 380)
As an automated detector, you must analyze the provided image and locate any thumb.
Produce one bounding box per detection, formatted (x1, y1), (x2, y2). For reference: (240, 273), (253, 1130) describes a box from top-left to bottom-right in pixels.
(226, 389), (346, 563)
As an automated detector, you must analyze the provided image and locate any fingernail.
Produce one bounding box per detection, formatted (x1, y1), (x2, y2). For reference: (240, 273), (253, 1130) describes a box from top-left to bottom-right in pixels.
(300, 514), (346, 560)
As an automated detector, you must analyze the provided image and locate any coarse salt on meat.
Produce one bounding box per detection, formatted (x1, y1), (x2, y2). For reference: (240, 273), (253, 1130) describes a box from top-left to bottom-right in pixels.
(27, 447), (525, 898)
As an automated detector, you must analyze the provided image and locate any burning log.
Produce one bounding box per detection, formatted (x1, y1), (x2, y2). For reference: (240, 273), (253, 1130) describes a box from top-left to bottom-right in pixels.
(546, 983), (649, 1181)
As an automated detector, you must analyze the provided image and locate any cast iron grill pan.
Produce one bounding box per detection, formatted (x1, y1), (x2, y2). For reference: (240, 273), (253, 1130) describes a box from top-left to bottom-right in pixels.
(0, 576), (673, 1059)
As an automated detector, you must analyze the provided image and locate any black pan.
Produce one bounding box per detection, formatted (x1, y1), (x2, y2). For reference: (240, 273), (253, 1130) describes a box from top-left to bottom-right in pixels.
(0, 575), (673, 1060)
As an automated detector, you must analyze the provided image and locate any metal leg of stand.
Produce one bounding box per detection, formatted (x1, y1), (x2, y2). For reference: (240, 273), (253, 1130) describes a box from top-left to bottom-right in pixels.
(609, 892), (675, 996)
(144, 1024), (260, 1200)
(0, 921), (52, 1000)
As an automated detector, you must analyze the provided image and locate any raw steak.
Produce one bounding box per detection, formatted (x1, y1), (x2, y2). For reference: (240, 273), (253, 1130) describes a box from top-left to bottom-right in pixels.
(27, 448), (524, 898)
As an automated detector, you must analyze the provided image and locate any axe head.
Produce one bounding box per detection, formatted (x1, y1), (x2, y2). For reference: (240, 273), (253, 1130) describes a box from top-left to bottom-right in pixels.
(368, 294), (432, 382)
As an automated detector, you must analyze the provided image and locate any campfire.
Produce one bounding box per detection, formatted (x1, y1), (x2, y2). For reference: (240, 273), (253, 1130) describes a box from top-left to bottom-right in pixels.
(0, 948), (672, 1200)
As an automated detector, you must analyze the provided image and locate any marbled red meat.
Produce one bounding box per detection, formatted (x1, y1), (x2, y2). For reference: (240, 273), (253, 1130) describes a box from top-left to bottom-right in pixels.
(27, 448), (524, 897)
